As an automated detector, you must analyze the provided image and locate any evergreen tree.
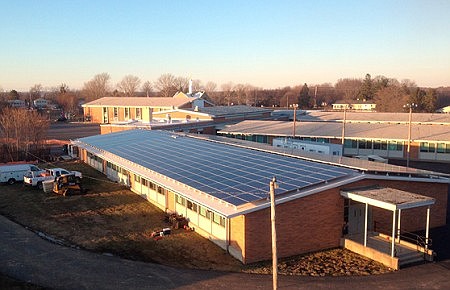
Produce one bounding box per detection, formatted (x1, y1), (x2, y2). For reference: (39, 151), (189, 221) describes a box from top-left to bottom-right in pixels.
(360, 73), (375, 100)
(423, 89), (437, 112)
(298, 83), (311, 108)
(409, 87), (426, 112)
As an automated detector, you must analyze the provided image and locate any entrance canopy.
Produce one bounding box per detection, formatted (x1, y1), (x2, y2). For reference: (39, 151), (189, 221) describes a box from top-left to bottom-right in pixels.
(341, 186), (435, 211)
(341, 185), (435, 259)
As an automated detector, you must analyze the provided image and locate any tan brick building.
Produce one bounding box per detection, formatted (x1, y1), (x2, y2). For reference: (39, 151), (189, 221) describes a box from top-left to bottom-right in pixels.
(82, 91), (214, 124)
(71, 130), (449, 268)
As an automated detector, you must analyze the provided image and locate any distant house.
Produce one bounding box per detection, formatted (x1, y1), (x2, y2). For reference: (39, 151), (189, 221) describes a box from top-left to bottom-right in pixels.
(436, 105), (450, 114)
(82, 91), (214, 124)
(33, 98), (48, 108)
(7, 99), (26, 108)
(333, 100), (376, 111)
(99, 105), (273, 135)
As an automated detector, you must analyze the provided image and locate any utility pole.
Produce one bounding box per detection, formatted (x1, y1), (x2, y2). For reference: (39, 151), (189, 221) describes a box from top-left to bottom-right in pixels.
(269, 176), (278, 290)
(292, 104), (298, 138)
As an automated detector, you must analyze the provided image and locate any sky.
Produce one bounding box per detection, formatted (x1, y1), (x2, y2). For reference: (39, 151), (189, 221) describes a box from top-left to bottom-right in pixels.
(1, 0), (449, 92)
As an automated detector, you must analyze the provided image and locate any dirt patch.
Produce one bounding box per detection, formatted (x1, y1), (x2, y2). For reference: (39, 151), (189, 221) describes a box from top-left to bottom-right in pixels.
(0, 161), (393, 275)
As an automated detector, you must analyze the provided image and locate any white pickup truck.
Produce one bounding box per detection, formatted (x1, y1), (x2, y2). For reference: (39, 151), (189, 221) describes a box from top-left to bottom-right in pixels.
(24, 168), (82, 189)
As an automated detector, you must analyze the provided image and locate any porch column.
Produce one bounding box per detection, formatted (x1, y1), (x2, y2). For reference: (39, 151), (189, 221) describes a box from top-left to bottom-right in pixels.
(425, 206), (431, 249)
(397, 209), (402, 243)
(391, 209), (396, 257)
(364, 203), (368, 246)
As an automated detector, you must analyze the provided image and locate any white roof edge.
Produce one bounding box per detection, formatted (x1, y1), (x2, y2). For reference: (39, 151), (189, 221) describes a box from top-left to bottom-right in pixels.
(340, 189), (436, 211)
(364, 174), (450, 184)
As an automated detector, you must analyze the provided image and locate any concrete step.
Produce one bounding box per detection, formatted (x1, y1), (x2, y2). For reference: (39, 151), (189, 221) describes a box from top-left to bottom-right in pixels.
(399, 251), (424, 266)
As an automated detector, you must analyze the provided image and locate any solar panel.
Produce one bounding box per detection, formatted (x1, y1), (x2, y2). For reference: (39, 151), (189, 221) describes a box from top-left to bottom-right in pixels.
(78, 130), (356, 206)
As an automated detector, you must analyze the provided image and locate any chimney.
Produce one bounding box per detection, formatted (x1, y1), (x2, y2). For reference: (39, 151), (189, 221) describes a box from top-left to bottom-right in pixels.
(188, 79), (193, 95)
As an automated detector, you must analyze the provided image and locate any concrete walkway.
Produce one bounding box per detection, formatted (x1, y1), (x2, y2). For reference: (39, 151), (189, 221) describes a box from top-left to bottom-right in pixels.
(1, 215), (450, 290)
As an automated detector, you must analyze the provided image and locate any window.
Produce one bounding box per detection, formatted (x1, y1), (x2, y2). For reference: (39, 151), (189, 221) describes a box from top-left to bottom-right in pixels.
(388, 141), (402, 151)
(176, 195), (186, 206)
(157, 186), (166, 195)
(358, 139), (372, 149)
(136, 108), (142, 120)
(134, 175), (141, 183)
(344, 139), (357, 148)
(142, 178), (148, 186)
(437, 143), (445, 153)
(187, 200), (197, 212)
(429, 143), (436, 153)
(199, 206), (210, 218)
(420, 142), (429, 152)
(124, 107), (130, 120)
(373, 141), (381, 150)
(420, 142), (436, 153)
(113, 107), (118, 119)
(212, 213), (225, 227)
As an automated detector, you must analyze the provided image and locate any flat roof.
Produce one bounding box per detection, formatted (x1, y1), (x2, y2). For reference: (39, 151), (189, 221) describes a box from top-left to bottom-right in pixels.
(198, 134), (449, 178)
(341, 186), (435, 210)
(187, 105), (272, 117)
(74, 130), (359, 214)
(219, 120), (450, 142)
(82, 97), (192, 108)
(273, 110), (450, 124)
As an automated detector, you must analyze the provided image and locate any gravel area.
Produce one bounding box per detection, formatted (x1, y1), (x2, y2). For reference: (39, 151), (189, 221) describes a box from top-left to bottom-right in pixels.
(243, 248), (393, 276)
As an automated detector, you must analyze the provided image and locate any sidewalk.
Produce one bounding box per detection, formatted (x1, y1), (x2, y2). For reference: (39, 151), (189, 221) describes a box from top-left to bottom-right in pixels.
(1, 215), (449, 290)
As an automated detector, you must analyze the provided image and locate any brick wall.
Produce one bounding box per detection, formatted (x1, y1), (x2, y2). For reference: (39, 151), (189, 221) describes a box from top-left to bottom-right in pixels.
(243, 188), (343, 264)
(84, 107), (103, 123)
(229, 215), (245, 261)
(241, 178), (448, 264)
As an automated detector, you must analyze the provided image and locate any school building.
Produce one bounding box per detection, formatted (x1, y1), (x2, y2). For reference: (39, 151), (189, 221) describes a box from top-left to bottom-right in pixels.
(71, 129), (449, 269)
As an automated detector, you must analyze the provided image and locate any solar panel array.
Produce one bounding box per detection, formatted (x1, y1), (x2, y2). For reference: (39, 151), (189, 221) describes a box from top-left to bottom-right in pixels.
(79, 130), (356, 206)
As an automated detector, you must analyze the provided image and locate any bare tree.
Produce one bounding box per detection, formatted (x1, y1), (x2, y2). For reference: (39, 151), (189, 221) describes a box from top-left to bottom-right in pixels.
(0, 108), (49, 161)
(142, 81), (153, 97)
(30, 84), (43, 100)
(154, 73), (177, 97)
(191, 79), (202, 92)
(374, 85), (409, 112)
(204, 81), (217, 93)
(335, 78), (363, 100)
(221, 82), (235, 105)
(174, 76), (189, 92)
(82, 73), (111, 101)
(117, 75), (141, 97)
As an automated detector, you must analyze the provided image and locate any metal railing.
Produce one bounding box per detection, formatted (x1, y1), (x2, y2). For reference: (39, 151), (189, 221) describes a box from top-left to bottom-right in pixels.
(400, 230), (432, 252)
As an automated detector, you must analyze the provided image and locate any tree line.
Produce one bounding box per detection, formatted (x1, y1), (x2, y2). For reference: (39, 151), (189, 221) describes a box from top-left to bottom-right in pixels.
(0, 107), (49, 162)
(1, 73), (450, 113)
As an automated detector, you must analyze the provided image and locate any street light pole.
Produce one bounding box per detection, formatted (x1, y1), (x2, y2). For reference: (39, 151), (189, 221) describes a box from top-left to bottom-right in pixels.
(404, 103), (417, 168)
(292, 104), (298, 138)
(341, 106), (347, 145)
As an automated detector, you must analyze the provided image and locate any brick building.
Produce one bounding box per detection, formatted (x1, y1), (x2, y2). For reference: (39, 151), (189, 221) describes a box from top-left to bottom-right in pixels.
(71, 130), (449, 269)
(82, 91), (214, 124)
(219, 114), (450, 163)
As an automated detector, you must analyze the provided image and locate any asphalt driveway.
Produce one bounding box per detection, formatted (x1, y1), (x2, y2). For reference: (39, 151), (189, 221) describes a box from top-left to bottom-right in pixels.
(1, 215), (450, 290)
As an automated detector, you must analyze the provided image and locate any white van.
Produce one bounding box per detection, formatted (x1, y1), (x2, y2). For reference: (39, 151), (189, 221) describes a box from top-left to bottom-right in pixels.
(0, 164), (43, 184)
